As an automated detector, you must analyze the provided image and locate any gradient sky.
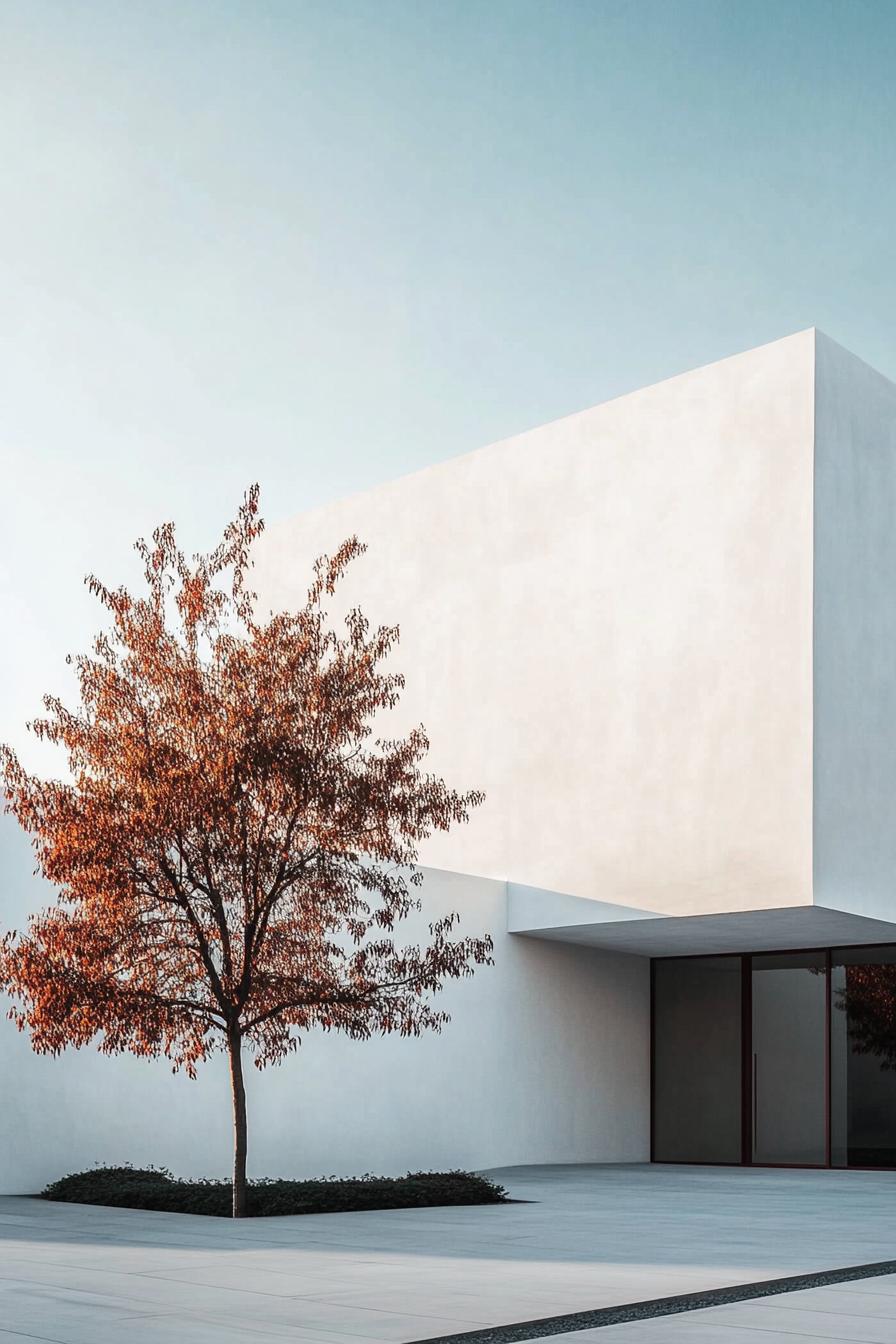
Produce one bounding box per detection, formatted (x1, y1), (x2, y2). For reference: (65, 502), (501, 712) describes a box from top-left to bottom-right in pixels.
(3, 0), (896, 766)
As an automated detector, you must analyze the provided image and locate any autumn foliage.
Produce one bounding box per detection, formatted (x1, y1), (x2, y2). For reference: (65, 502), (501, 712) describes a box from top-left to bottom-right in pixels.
(837, 963), (896, 1068)
(0, 487), (491, 1215)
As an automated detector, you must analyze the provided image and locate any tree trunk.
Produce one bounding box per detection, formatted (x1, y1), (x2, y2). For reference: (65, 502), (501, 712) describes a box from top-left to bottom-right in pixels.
(228, 1028), (248, 1218)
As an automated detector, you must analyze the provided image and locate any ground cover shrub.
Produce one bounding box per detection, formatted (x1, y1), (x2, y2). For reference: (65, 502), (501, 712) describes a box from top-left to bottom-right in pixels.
(41, 1166), (509, 1217)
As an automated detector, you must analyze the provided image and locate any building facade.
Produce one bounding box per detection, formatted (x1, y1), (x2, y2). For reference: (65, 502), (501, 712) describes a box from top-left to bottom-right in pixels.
(2, 329), (896, 1190)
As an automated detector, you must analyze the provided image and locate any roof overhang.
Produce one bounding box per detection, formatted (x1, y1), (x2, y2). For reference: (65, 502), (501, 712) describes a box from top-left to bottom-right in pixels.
(507, 883), (896, 956)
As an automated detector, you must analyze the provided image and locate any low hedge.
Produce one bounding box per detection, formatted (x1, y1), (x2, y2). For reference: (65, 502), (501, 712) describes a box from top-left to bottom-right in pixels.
(41, 1165), (509, 1217)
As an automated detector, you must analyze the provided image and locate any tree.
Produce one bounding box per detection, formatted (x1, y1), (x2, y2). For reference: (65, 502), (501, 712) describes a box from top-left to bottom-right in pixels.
(0, 487), (492, 1217)
(835, 963), (896, 1069)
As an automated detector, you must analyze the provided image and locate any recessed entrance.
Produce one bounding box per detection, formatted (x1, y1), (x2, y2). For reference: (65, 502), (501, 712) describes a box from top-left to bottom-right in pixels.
(651, 945), (896, 1169)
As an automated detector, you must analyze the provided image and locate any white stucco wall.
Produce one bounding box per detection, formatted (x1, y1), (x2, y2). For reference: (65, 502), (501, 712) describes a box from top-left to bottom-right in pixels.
(0, 812), (649, 1193)
(813, 332), (896, 924)
(253, 333), (816, 916)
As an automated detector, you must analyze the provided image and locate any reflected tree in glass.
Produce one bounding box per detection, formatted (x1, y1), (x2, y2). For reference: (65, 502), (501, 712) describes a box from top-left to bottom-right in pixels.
(838, 963), (896, 1068)
(831, 950), (896, 1168)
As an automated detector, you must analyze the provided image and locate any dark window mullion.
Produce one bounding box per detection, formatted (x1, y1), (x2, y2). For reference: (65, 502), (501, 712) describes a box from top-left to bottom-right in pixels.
(825, 949), (832, 1168)
(742, 953), (752, 1166)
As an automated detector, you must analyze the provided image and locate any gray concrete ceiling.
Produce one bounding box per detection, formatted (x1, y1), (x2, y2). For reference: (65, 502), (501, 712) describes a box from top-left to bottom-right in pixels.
(510, 903), (896, 957)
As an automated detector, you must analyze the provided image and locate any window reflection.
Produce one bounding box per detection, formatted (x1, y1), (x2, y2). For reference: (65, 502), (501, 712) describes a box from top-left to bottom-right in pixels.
(651, 944), (896, 1169)
(831, 946), (896, 1169)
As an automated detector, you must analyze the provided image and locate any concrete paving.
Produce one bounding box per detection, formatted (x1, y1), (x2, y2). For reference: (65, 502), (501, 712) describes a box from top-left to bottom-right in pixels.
(551, 1274), (896, 1343)
(0, 1164), (894, 1343)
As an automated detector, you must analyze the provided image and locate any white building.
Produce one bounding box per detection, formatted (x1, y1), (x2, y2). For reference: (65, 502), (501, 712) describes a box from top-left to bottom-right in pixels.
(3, 329), (896, 1190)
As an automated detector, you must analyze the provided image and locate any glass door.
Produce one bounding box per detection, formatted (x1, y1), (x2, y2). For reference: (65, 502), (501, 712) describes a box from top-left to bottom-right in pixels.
(750, 952), (827, 1165)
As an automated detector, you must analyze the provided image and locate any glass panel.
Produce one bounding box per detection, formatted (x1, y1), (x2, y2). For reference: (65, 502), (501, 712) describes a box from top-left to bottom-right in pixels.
(653, 957), (742, 1162)
(831, 945), (896, 1168)
(751, 952), (826, 1165)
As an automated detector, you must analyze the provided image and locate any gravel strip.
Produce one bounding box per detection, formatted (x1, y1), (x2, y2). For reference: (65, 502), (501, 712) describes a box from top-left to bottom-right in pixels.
(408, 1259), (896, 1343)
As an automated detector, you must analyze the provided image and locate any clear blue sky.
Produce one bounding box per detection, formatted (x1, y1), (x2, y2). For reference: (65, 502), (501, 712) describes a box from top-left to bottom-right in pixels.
(2, 0), (895, 763)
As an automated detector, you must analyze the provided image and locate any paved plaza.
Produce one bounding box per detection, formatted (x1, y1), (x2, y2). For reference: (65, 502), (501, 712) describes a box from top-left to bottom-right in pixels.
(541, 1273), (896, 1344)
(0, 1164), (894, 1343)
